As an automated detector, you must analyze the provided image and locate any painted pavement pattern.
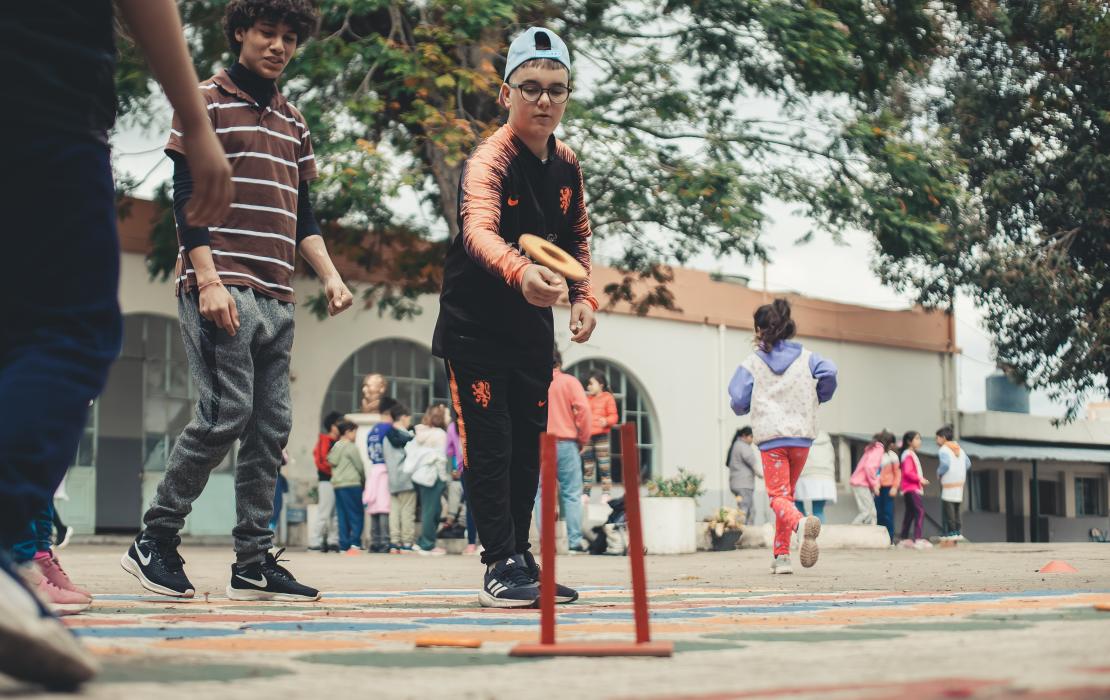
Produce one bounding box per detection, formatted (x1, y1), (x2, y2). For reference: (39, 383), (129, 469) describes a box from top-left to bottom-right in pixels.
(62, 585), (1110, 698)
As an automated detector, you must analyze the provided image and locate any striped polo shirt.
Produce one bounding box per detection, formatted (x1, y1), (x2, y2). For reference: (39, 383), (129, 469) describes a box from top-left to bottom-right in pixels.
(166, 70), (317, 303)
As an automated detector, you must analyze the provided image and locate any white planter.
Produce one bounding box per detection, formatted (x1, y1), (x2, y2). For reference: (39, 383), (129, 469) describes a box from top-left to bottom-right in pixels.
(640, 497), (698, 554)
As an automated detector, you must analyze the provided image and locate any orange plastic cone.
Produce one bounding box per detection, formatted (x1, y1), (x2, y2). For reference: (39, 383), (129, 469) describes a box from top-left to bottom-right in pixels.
(1039, 560), (1078, 573)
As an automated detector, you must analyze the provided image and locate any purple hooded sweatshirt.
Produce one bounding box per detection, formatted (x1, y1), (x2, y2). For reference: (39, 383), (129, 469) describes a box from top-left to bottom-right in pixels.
(727, 340), (838, 450)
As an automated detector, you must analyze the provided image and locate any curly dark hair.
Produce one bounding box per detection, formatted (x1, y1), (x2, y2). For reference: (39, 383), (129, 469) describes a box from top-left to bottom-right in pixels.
(224, 0), (318, 55)
(753, 298), (796, 352)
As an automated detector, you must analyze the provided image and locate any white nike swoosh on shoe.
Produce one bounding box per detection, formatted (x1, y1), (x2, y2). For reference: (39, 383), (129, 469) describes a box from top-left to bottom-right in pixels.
(235, 573), (268, 588)
(136, 546), (152, 567)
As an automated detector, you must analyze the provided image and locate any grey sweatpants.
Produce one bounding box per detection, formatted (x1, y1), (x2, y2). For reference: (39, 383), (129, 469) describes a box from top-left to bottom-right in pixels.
(143, 287), (294, 563)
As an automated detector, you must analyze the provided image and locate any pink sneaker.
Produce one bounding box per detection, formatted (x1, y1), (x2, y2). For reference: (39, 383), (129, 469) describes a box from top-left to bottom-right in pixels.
(580, 494), (590, 506)
(21, 564), (90, 615)
(35, 551), (91, 598)
(463, 544), (479, 555)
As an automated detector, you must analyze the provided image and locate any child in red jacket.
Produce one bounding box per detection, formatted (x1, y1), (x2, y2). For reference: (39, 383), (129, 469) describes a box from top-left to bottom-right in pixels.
(583, 371), (619, 503)
(309, 411), (343, 551)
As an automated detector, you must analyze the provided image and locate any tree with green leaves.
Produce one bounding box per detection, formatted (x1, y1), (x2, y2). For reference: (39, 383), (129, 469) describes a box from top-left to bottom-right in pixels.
(865, 0), (1109, 419)
(116, 0), (950, 315)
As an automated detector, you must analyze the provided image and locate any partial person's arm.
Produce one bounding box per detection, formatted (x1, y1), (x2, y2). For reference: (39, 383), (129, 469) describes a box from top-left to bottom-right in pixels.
(187, 245), (240, 335)
(603, 393), (619, 429)
(727, 365), (754, 416)
(299, 235), (354, 316)
(937, 450), (950, 478)
(117, 0), (231, 225)
(809, 353), (838, 403)
(386, 428), (414, 448)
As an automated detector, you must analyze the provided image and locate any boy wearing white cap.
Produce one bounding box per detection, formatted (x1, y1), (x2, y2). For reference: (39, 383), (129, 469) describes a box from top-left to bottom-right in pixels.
(433, 27), (598, 607)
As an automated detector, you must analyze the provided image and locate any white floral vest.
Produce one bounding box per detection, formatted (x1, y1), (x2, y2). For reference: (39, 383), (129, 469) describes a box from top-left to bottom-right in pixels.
(743, 349), (818, 445)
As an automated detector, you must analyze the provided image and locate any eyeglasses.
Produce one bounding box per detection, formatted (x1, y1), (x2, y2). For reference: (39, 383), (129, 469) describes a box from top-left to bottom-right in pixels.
(507, 82), (572, 104)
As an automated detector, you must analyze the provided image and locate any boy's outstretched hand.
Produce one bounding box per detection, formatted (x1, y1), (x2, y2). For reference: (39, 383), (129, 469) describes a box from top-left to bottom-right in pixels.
(521, 264), (567, 307)
(570, 302), (596, 343)
(325, 276), (354, 316)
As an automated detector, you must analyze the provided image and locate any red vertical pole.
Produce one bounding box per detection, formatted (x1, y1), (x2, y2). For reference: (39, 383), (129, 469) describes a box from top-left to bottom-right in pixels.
(539, 432), (557, 645)
(619, 423), (650, 644)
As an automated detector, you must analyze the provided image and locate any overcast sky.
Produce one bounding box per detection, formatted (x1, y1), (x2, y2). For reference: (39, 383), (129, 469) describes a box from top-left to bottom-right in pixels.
(111, 92), (1071, 420)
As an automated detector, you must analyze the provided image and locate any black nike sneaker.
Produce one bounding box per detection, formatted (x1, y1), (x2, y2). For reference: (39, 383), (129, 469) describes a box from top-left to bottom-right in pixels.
(120, 532), (195, 598)
(520, 550), (579, 604)
(226, 549), (320, 602)
(478, 556), (540, 608)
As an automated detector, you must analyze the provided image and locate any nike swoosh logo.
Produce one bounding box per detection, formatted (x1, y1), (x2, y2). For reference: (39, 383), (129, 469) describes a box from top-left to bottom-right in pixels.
(507, 197), (519, 207)
(236, 573), (268, 588)
(537, 400), (547, 407)
(136, 546), (152, 567)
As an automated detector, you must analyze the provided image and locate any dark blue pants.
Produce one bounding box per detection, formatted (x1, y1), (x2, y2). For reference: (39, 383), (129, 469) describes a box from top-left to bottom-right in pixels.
(0, 131), (122, 552)
(334, 486), (364, 550)
(10, 505), (55, 564)
(875, 487), (896, 541)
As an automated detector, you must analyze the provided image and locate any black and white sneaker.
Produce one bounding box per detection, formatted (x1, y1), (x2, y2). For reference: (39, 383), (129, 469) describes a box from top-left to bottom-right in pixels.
(121, 533), (195, 598)
(478, 556), (540, 608)
(226, 549), (320, 602)
(520, 550), (579, 604)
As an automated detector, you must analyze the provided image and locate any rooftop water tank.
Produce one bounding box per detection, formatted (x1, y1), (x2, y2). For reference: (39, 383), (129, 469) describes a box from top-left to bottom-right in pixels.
(985, 371), (1030, 414)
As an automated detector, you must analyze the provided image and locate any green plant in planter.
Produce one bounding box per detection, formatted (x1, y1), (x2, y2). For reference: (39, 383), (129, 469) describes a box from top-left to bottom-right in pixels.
(705, 507), (745, 538)
(645, 469), (706, 500)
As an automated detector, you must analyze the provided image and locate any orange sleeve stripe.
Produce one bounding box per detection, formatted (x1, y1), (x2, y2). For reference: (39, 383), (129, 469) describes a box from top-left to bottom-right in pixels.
(460, 128), (532, 289)
(556, 141), (598, 309)
(447, 362), (470, 468)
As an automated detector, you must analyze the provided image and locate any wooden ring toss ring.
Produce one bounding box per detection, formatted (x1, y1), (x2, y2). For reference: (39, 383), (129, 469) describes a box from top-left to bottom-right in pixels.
(518, 234), (587, 282)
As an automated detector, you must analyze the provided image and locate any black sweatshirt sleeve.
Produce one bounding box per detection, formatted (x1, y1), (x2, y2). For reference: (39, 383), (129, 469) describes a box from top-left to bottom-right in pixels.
(168, 152), (211, 251)
(296, 180), (321, 243)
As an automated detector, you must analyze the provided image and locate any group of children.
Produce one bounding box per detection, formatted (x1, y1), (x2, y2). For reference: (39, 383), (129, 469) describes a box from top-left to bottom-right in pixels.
(314, 403), (460, 556)
(849, 425), (971, 548)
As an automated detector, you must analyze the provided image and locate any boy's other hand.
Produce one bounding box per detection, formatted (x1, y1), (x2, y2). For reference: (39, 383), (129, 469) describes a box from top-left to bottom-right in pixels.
(325, 277), (354, 316)
(199, 283), (240, 335)
(182, 128), (233, 226)
(570, 302), (596, 343)
(521, 265), (567, 307)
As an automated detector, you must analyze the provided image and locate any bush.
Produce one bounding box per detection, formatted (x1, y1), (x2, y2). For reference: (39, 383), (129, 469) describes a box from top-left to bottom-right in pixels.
(645, 469), (705, 500)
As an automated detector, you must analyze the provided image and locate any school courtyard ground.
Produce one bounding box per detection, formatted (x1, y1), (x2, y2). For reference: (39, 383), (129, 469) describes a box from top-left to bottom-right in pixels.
(6, 543), (1110, 699)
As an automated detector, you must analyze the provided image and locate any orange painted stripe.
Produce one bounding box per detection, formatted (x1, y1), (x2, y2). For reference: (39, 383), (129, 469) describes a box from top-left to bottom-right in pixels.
(447, 361), (470, 468)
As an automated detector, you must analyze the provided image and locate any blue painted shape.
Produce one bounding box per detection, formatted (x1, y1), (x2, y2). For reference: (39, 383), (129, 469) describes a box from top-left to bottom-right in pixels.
(560, 610), (716, 621)
(409, 617), (553, 627)
(691, 604), (833, 615)
(73, 627), (244, 638)
(245, 621), (427, 632)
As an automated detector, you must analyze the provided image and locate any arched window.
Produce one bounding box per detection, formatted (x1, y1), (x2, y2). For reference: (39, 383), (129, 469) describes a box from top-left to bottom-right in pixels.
(321, 339), (450, 424)
(567, 359), (658, 481)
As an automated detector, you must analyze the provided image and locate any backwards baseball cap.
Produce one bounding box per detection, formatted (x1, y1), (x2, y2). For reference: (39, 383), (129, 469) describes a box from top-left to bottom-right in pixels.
(504, 27), (572, 81)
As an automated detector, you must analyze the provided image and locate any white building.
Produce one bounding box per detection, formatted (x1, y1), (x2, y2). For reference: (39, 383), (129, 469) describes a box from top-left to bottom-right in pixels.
(56, 199), (1108, 543)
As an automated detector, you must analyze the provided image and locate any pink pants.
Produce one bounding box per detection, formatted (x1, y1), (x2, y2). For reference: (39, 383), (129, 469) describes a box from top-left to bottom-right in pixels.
(762, 446), (811, 556)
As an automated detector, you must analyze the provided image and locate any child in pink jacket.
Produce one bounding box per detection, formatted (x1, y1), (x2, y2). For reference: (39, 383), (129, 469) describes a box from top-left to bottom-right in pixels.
(898, 430), (931, 548)
(850, 431), (894, 525)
